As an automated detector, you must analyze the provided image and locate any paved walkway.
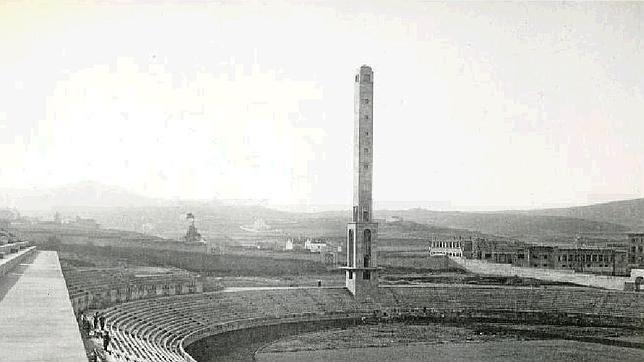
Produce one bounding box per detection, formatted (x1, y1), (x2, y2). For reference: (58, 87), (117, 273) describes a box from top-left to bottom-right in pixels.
(0, 251), (87, 361)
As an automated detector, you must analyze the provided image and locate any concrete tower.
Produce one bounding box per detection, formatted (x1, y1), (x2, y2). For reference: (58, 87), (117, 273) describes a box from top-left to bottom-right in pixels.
(344, 65), (379, 296)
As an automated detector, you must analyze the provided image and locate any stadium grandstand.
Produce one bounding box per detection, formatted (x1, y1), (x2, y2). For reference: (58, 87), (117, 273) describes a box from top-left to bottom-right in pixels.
(96, 285), (643, 362)
(63, 267), (203, 312)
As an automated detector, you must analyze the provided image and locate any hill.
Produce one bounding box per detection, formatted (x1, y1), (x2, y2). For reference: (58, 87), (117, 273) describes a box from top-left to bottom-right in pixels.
(6, 182), (641, 241)
(517, 198), (644, 230)
(374, 209), (631, 240)
(0, 181), (168, 210)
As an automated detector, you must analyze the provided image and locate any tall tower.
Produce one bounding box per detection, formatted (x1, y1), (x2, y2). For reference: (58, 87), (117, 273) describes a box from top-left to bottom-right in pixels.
(344, 65), (379, 296)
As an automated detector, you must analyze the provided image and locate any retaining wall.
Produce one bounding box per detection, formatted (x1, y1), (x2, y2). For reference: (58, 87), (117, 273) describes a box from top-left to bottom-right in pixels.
(451, 257), (629, 290)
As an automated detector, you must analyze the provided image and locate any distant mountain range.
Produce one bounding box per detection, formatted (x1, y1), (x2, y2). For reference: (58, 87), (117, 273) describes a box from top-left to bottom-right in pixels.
(0, 181), (172, 210)
(1, 182), (642, 239)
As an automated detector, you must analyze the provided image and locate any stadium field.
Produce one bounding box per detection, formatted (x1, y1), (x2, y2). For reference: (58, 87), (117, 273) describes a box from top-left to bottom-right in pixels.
(256, 340), (644, 362)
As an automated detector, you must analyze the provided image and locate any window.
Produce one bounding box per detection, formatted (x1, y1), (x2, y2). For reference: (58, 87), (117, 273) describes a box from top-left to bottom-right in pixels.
(363, 210), (369, 222)
(518, 254), (524, 259)
(364, 148), (368, 153)
(364, 74), (371, 82)
(364, 229), (372, 268)
(348, 230), (354, 267)
(598, 255), (603, 262)
(562, 255), (567, 261)
(365, 115), (369, 120)
(363, 270), (370, 280)
(363, 98), (370, 104)
(364, 164), (369, 169)
(348, 271), (353, 279)
(355, 75), (359, 82)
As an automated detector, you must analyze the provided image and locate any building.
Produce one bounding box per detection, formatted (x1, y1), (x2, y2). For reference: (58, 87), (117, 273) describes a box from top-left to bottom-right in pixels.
(468, 237), (528, 264)
(184, 213), (205, 243)
(551, 247), (628, 275)
(304, 238), (327, 253)
(342, 65), (379, 297)
(429, 237), (469, 257)
(469, 237), (629, 276)
(628, 232), (644, 267)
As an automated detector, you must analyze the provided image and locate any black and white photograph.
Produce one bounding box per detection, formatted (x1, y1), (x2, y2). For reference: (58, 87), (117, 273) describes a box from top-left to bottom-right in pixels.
(0, 1), (643, 361)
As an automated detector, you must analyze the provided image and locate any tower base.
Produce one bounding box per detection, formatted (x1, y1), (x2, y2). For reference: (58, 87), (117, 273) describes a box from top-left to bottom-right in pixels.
(341, 267), (380, 296)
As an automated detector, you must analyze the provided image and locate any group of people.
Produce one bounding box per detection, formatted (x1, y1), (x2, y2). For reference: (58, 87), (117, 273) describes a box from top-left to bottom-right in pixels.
(78, 311), (110, 353)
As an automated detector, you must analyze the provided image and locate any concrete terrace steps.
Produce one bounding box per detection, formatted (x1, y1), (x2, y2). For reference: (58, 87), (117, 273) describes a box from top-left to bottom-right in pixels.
(98, 285), (644, 362)
(102, 288), (364, 361)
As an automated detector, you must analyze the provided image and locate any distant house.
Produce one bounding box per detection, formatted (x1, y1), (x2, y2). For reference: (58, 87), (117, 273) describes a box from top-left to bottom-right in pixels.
(283, 236), (307, 251)
(304, 238), (327, 253)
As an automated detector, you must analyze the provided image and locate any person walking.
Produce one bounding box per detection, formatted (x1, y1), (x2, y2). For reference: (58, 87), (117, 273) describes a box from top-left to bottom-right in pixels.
(83, 315), (91, 336)
(93, 312), (99, 332)
(99, 315), (106, 330)
(103, 331), (111, 353)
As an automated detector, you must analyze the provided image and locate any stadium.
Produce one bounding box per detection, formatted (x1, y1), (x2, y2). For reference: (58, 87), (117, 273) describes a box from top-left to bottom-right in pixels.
(0, 64), (642, 362)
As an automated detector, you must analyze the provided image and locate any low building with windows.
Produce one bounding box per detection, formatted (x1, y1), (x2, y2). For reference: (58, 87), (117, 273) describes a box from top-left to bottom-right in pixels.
(305, 238), (328, 253)
(429, 237), (470, 257)
(469, 238), (629, 276)
(552, 247), (628, 275)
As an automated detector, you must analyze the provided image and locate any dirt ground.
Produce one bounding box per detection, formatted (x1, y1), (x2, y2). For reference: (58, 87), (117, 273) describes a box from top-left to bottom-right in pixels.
(256, 340), (644, 362)
(259, 322), (643, 353)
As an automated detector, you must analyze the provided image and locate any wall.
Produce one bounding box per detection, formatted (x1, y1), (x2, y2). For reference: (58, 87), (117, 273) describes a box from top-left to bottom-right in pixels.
(452, 257), (629, 290)
(0, 246), (36, 278)
(184, 315), (361, 362)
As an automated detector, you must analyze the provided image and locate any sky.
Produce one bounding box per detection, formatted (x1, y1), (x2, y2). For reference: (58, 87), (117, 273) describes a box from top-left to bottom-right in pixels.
(0, 1), (643, 211)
